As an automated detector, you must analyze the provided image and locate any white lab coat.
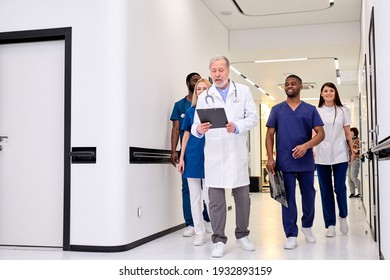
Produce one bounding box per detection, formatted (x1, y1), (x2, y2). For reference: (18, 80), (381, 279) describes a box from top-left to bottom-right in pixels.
(191, 81), (259, 189)
(314, 105), (352, 164)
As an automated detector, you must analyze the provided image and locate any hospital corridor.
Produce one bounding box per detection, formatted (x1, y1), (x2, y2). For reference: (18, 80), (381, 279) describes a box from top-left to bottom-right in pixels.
(1, 2), (390, 277)
(0, 181), (379, 260)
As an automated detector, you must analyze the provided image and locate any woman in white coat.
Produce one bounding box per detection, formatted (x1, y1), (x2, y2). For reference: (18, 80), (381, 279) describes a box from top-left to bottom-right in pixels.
(314, 82), (354, 238)
(191, 55), (259, 258)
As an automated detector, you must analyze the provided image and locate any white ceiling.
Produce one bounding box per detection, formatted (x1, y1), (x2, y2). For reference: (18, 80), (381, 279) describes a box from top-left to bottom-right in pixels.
(200, 0), (362, 106)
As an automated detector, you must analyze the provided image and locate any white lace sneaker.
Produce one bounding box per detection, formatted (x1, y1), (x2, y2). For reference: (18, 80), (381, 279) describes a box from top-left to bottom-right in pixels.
(211, 242), (225, 258)
(339, 217), (349, 234)
(326, 225), (336, 237)
(193, 234), (206, 246)
(236, 236), (255, 251)
(284, 237), (297, 250)
(301, 227), (316, 243)
(182, 226), (195, 237)
(205, 222), (212, 233)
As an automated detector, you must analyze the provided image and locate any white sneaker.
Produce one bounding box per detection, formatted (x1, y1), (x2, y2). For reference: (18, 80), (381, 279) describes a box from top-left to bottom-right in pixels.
(205, 222), (212, 233)
(182, 226), (195, 237)
(301, 227), (316, 243)
(339, 217), (349, 234)
(236, 236), (255, 251)
(193, 234), (206, 246)
(326, 225), (336, 237)
(211, 242), (225, 258)
(284, 237), (297, 250)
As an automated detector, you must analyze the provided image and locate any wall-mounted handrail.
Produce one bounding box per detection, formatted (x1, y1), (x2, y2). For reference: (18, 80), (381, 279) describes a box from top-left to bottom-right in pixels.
(371, 135), (390, 154)
(70, 147), (97, 164)
(130, 147), (173, 164)
(69, 151), (96, 157)
(371, 136), (390, 160)
(132, 151), (171, 159)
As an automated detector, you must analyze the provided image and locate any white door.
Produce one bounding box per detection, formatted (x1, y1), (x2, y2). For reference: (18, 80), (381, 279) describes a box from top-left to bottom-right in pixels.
(0, 40), (64, 247)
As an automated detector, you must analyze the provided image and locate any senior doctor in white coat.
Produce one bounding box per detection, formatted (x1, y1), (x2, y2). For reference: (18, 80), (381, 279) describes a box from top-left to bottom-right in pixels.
(191, 55), (259, 258)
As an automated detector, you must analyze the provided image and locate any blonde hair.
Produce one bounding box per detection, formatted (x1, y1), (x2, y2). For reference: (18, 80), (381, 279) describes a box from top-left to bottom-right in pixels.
(192, 78), (211, 106)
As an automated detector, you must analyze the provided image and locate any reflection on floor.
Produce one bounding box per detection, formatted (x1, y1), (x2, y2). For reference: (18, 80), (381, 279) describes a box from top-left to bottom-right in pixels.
(0, 186), (379, 260)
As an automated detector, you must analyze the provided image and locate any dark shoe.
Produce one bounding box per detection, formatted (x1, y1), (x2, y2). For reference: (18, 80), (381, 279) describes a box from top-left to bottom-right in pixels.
(354, 193), (361, 197)
(349, 194), (354, 198)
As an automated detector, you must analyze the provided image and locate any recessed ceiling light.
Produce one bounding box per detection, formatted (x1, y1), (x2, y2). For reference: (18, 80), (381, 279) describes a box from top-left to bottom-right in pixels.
(220, 11), (232, 16)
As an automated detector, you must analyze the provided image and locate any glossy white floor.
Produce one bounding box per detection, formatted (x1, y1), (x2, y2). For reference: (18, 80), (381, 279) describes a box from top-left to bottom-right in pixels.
(0, 183), (379, 260)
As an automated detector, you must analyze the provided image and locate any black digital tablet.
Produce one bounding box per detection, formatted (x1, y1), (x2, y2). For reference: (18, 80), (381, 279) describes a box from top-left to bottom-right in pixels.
(196, 108), (228, 129)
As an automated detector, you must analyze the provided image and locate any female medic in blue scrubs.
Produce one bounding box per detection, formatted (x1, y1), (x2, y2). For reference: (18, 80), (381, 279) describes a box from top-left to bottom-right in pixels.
(177, 78), (212, 246)
(265, 74), (325, 250)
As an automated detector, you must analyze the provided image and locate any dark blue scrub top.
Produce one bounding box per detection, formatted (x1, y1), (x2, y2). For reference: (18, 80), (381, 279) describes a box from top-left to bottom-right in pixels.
(170, 97), (191, 142)
(181, 107), (205, 178)
(266, 101), (324, 172)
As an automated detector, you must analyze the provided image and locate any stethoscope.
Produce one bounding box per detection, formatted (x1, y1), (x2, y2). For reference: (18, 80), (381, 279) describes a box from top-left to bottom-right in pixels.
(205, 81), (238, 106)
(180, 96), (188, 118)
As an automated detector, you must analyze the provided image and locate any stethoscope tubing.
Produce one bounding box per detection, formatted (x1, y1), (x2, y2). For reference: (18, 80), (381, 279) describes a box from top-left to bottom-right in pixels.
(205, 81), (238, 106)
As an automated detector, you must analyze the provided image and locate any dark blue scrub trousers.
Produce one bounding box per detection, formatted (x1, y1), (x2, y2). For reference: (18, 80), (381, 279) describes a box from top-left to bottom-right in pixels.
(282, 171), (316, 238)
(182, 176), (210, 227)
(315, 162), (348, 228)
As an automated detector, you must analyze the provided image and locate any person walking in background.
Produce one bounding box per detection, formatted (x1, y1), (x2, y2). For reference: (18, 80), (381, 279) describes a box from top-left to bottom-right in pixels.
(265, 74), (324, 250)
(348, 127), (361, 198)
(170, 72), (210, 237)
(314, 82), (354, 238)
(177, 78), (212, 246)
(192, 55), (259, 258)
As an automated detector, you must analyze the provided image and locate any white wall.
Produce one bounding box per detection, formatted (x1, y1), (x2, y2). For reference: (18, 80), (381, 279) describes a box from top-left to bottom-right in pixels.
(125, 0), (230, 242)
(359, 0), (374, 225)
(0, 0), (230, 248)
(373, 0), (390, 142)
(0, 0), (130, 246)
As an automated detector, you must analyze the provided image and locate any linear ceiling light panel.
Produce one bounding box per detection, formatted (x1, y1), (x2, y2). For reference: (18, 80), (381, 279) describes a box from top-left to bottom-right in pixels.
(266, 94), (275, 101)
(335, 58), (341, 85)
(230, 65), (274, 100)
(256, 86), (266, 94)
(255, 58), (308, 63)
(245, 78), (256, 86)
(230, 65), (242, 76)
(231, 55), (341, 99)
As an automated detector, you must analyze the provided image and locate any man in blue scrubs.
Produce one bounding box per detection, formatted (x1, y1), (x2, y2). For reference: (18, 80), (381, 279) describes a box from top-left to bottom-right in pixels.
(170, 72), (210, 237)
(265, 74), (325, 250)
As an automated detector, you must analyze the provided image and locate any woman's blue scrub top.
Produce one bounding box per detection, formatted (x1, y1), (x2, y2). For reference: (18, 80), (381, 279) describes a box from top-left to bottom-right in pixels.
(181, 106), (205, 178)
(266, 101), (324, 172)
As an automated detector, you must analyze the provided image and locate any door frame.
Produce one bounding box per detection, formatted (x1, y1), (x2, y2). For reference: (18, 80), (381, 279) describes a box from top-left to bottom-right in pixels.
(0, 27), (72, 250)
(367, 8), (380, 244)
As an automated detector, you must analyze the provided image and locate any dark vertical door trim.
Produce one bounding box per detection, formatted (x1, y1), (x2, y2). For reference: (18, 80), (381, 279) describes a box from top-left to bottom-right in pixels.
(368, 6), (380, 254)
(0, 27), (72, 250)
